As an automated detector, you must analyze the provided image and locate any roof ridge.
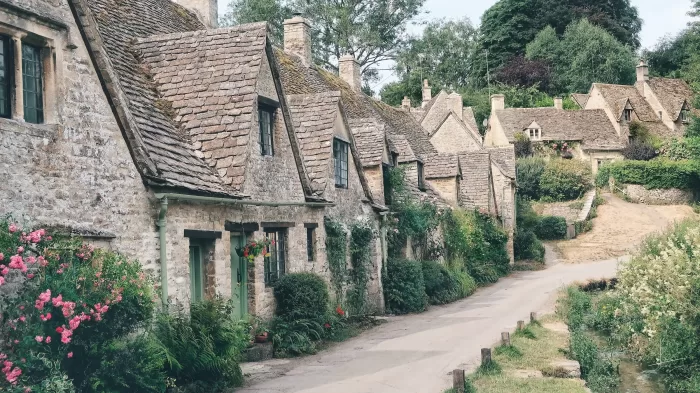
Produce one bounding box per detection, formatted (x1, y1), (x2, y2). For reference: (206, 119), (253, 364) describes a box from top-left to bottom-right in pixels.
(135, 22), (268, 43)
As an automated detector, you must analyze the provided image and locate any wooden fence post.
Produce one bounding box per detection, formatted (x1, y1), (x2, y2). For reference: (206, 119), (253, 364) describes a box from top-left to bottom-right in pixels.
(453, 369), (465, 393)
(530, 312), (537, 323)
(481, 348), (492, 366)
(517, 320), (525, 330)
(501, 331), (510, 346)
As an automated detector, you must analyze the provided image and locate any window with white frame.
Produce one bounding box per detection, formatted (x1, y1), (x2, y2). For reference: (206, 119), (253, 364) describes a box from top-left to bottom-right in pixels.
(527, 128), (541, 140)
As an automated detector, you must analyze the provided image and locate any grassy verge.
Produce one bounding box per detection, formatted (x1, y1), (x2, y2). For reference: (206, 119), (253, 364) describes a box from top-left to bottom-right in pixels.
(443, 315), (588, 393)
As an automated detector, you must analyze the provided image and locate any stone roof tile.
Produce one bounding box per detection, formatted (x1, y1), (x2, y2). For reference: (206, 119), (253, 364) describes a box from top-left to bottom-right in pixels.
(487, 146), (516, 179)
(458, 151), (491, 209)
(494, 108), (624, 150)
(423, 153), (460, 179)
(387, 134), (416, 163)
(571, 93), (590, 108)
(646, 77), (694, 121)
(348, 118), (386, 167)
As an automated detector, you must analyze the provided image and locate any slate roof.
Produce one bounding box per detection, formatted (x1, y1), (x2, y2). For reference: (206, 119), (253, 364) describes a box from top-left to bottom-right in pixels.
(458, 151), (491, 209)
(134, 24), (268, 191)
(647, 78), (694, 120)
(494, 108), (624, 150)
(73, 0), (241, 195)
(423, 153), (460, 179)
(487, 146), (516, 179)
(370, 100), (438, 157)
(348, 118), (386, 167)
(388, 134), (417, 163)
(286, 92), (341, 195)
(571, 93), (590, 108)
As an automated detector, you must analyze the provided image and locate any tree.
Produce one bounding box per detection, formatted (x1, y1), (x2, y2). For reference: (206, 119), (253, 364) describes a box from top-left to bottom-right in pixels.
(221, 0), (426, 83)
(495, 55), (553, 93)
(526, 19), (636, 93)
(471, 0), (641, 86)
(379, 18), (477, 105)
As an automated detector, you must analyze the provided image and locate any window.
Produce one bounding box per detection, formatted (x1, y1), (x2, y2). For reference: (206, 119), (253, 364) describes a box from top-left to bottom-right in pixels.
(22, 43), (44, 124)
(382, 164), (393, 205)
(0, 36), (10, 119)
(259, 105), (274, 155)
(623, 109), (632, 122)
(417, 161), (425, 190)
(527, 128), (541, 140)
(189, 242), (204, 303)
(264, 229), (286, 284)
(681, 108), (690, 123)
(334, 138), (349, 188)
(306, 227), (315, 262)
(391, 152), (399, 167)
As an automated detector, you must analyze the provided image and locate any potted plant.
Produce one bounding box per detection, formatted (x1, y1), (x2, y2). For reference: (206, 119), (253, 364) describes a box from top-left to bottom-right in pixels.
(254, 327), (270, 343)
(235, 238), (274, 263)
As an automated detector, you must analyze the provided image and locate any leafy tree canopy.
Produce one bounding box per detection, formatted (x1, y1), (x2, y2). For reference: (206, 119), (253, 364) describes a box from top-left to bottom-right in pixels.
(221, 0), (425, 84)
(526, 19), (637, 93)
(472, 0), (641, 86)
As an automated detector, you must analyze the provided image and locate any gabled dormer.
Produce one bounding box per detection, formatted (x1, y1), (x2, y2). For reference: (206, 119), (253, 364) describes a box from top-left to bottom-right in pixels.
(525, 121), (542, 141)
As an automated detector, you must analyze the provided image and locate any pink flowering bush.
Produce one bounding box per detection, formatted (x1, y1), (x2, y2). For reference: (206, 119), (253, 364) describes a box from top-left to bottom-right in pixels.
(0, 219), (160, 392)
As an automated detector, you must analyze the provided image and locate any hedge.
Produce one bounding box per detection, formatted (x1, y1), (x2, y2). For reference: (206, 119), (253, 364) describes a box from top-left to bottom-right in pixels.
(539, 159), (592, 201)
(535, 216), (568, 240)
(596, 159), (700, 190)
(383, 259), (428, 314)
(273, 273), (329, 321)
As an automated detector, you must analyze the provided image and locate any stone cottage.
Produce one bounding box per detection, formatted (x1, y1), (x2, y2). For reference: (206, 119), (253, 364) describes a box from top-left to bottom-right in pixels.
(581, 60), (695, 140)
(484, 95), (625, 174)
(0, 0), (388, 318)
(398, 84), (517, 261)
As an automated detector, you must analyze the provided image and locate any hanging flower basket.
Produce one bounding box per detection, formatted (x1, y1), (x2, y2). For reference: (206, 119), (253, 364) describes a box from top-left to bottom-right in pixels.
(235, 238), (273, 263)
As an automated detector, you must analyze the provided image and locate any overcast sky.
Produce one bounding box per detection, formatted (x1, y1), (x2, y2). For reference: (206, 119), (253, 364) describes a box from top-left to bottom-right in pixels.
(217, 0), (696, 90)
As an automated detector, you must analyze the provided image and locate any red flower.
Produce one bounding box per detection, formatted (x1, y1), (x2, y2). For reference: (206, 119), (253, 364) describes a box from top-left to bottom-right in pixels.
(55, 326), (63, 333)
(243, 250), (248, 257)
(336, 306), (345, 317)
(324, 323), (331, 328)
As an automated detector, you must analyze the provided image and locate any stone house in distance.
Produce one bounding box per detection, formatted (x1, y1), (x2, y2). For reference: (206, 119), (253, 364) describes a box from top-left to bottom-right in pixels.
(0, 0), (394, 318)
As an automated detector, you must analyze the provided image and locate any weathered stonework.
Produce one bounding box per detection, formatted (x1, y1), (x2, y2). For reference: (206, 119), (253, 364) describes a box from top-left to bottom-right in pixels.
(622, 184), (695, 205)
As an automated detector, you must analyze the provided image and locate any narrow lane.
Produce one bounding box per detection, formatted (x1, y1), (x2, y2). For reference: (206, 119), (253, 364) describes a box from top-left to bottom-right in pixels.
(238, 258), (619, 393)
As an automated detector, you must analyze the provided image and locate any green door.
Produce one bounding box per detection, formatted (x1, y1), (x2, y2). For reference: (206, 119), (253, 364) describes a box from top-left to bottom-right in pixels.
(230, 234), (248, 319)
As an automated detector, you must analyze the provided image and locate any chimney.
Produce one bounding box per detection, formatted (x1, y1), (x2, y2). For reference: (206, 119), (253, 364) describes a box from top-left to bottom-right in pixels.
(401, 96), (411, 110)
(176, 0), (218, 28)
(554, 97), (563, 110)
(421, 79), (432, 108)
(283, 13), (312, 66)
(339, 55), (361, 91)
(636, 60), (649, 83)
(491, 94), (505, 114)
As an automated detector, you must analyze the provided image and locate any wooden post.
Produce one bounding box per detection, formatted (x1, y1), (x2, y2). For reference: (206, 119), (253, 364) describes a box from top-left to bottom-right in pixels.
(501, 331), (510, 346)
(530, 312), (537, 322)
(481, 348), (492, 366)
(452, 369), (465, 393)
(517, 320), (525, 330)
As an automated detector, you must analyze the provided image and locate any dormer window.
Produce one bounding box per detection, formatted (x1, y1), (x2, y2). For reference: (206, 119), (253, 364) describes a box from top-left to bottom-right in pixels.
(417, 161), (425, 190)
(623, 109), (632, 122)
(333, 138), (349, 188)
(258, 104), (275, 156)
(527, 128), (541, 140)
(681, 108), (690, 124)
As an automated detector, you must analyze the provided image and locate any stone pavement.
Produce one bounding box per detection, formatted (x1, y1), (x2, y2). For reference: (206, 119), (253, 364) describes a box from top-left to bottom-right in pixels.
(238, 258), (618, 393)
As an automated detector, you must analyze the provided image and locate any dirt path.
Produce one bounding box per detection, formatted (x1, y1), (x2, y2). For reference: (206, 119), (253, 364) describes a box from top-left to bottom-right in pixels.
(237, 260), (618, 393)
(553, 193), (697, 263)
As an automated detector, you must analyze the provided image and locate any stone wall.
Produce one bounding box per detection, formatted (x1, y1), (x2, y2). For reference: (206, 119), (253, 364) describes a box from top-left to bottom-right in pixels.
(427, 177), (458, 205)
(363, 165), (385, 205)
(622, 184), (695, 205)
(430, 115), (482, 154)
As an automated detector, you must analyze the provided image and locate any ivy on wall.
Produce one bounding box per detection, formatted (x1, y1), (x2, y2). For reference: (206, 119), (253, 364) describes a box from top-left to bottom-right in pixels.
(348, 221), (375, 315)
(324, 217), (347, 303)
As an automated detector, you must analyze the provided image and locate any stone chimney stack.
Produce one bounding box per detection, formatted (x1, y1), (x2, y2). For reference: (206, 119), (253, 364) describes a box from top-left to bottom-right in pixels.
(283, 13), (312, 66)
(176, 0), (218, 28)
(339, 55), (362, 91)
(554, 97), (563, 110)
(636, 60), (649, 83)
(491, 94), (505, 115)
(421, 79), (432, 108)
(401, 96), (411, 110)
(448, 92), (463, 119)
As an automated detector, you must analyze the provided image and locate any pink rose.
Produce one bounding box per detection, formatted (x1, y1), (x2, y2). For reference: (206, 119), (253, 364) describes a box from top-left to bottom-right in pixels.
(67, 352), (73, 359)
(35, 336), (43, 343)
(45, 336), (51, 344)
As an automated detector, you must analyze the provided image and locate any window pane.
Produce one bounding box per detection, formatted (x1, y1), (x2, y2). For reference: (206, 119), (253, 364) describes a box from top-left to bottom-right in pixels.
(0, 37), (9, 118)
(22, 44), (43, 124)
(307, 228), (314, 261)
(277, 230), (286, 277)
(259, 107), (274, 156)
(334, 139), (349, 188)
(189, 245), (203, 303)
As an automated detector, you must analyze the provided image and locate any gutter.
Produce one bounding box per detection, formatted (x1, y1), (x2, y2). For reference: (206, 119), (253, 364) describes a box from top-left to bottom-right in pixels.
(154, 192), (335, 307)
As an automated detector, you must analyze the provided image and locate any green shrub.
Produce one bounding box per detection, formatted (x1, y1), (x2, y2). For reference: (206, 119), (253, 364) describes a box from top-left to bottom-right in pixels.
(622, 140), (658, 161)
(570, 331), (618, 393)
(383, 259), (428, 314)
(592, 293), (621, 334)
(662, 137), (700, 160)
(514, 132), (534, 158)
(273, 273), (330, 322)
(442, 209), (510, 285)
(596, 159), (700, 189)
(514, 229), (545, 262)
(559, 287), (591, 331)
(535, 216), (568, 240)
(269, 318), (324, 357)
(154, 298), (251, 392)
(539, 159), (592, 201)
(421, 261), (473, 305)
(516, 157), (546, 199)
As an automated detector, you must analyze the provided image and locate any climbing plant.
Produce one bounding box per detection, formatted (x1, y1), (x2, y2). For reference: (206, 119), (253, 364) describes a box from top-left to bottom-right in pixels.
(324, 217), (347, 303)
(348, 220), (375, 315)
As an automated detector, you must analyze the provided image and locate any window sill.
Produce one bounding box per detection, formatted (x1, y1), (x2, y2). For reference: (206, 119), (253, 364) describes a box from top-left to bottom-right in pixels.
(0, 117), (60, 138)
